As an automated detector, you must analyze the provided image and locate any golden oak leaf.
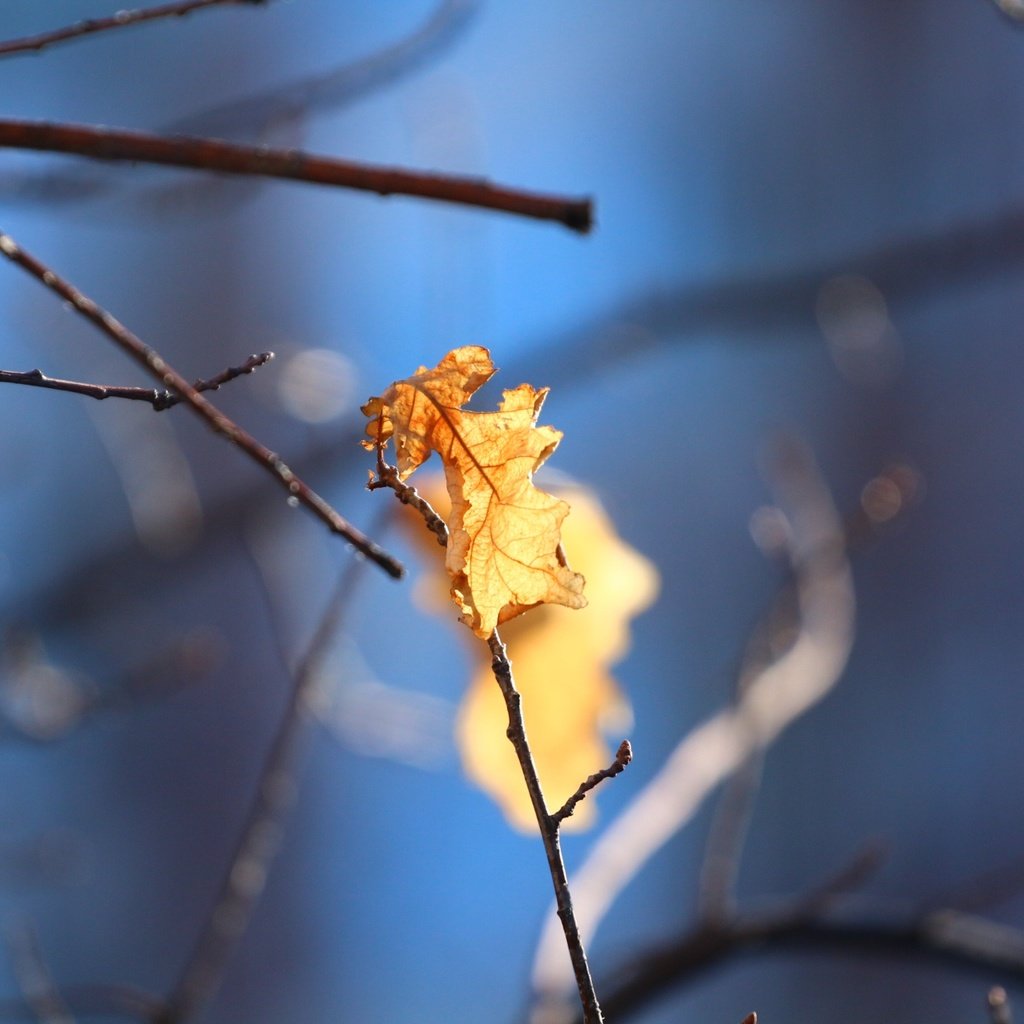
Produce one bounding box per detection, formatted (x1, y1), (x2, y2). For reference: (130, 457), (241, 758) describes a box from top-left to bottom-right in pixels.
(362, 346), (586, 638)
(402, 476), (659, 832)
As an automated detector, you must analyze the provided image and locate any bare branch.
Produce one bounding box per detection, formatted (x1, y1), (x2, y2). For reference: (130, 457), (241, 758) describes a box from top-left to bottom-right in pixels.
(0, 352), (272, 409)
(0, 120), (593, 232)
(0, 229), (403, 579)
(486, 632), (605, 1024)
(553, 740), (633, 826)
(0, 1), (267, 59)
(366, 446), (607, 1024)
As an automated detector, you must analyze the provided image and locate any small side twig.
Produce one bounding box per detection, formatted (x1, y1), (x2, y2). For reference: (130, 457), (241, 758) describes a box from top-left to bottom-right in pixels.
(553, 740), (633, 825)
(0, 229), (402, 579)
(0, 120), (592, 233)
(0, 0), (266, 59)
(0, 352), (272, 410)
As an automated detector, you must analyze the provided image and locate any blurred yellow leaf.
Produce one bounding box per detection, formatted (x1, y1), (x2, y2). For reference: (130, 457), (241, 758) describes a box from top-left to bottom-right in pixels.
(404, 478), (659, 832)
(362, 346), (586, 638)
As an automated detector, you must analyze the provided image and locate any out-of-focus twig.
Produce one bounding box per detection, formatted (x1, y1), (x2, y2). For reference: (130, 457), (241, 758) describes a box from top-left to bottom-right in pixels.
(173, 0), (477, 140)
(0, 984), (163, 1022)
(5, 922), (74, 1024)
(531, 439), (855, 1019)
(0, 352), (272, 410)
(991, 0), (1024, 24)
(1, 0), (478, 211)
(0, 228), (403, 578)
(989, 986), (1014, 1024)
(697, 464), (917, 926)
(0, 0), (267, 59)
(591, 905), (1024, 1023)
(0, 121), (592, 232)
(157, 548), (368, 1024)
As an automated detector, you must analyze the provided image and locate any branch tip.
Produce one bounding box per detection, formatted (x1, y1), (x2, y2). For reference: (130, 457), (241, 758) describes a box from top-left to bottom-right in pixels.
(553, 739), (634, 826)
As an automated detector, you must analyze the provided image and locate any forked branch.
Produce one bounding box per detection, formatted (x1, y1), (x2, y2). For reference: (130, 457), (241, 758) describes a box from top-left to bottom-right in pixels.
(367, 452), (619, 1024)
(0, 229), (402, 579)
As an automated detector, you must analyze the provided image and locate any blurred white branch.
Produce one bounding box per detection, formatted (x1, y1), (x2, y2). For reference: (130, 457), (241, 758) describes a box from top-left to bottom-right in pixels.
(531, 439), (855, 1017)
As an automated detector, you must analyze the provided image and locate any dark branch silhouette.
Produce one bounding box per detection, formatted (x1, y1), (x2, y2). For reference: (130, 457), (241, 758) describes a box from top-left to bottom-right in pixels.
(0, 121), (592, 232)
(0, 0), (478, 211)
(0, 228), (403, 579)
(0, 0), (267, 59)
(0, 352), (272, 410)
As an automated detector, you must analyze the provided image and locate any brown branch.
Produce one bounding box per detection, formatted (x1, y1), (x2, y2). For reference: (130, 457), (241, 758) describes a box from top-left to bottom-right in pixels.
(552, 740), (633, 825)
(0, 0), (266, 59)
(0, 352), (272, 410)
(366, 452), (449, 548)
(0, 228), (402, 579)
(365, 447), (606, 1023)
(0, 120), (593, 233)
(486, 631), (604, 1024)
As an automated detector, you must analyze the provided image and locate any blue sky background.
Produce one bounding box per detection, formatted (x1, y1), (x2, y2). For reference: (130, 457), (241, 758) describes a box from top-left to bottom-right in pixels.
(2, 2), (1024, 1022)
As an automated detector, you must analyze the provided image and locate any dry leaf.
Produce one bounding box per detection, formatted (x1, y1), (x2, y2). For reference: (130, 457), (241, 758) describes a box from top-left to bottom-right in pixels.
(362, 346), (586, 637)
(403, 477), (659, 832)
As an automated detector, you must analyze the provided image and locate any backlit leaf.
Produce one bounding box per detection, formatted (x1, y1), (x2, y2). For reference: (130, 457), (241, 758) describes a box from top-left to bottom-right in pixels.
(362, 346), (586, 637)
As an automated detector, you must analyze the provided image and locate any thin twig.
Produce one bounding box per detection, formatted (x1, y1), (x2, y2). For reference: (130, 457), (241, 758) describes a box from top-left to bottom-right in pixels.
(553, 740), (633, 825)
(0, 0), (265, 59)
(0, 121), (592, 233)
(158, 549), (368, 1024)
(366, 449), (607, 1023)
(487, 631), (604, 1024)
(0, 352), (272, 410)
(0, 229), (402, 579)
